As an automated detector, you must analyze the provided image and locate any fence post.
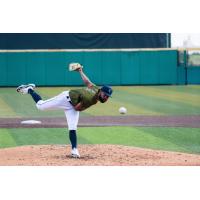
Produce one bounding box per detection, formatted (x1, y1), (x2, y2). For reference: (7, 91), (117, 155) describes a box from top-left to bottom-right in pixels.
(184, 50), (188, 85)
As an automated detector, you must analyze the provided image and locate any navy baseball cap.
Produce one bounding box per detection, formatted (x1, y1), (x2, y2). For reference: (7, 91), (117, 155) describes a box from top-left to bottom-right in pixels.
(100, 85), (113, 97)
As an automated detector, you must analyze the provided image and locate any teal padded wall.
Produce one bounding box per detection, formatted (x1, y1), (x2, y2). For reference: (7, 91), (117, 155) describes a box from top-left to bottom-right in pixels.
(0, 50), (179, 86)
(121, 51), (140, 84)
(80, 52), (102, 85)
(4, 53), (28, 86)
(139, 51), (159, 84)
(121, 50), (177, 85)
(101, 52), (121, 85)
(0, 53), (6, 85)
(176, 55), (200, 85)
(158, 50), (177, 84)
(187, 67), (200, 84)
(177, 66), (186, 84)
(26, 52), (46, 85)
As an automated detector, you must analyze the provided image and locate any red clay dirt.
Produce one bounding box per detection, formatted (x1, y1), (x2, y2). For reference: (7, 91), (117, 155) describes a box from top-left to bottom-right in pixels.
(0, 144), (200, 166)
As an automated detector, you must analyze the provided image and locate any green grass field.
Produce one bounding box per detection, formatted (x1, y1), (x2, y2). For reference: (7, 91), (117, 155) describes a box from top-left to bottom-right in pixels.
(0, 127), (200, 154)
(0, 85), (200, 154)
(0, 85), (200, 117)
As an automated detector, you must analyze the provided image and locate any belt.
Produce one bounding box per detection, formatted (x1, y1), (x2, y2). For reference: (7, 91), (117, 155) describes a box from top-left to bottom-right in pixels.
(66, 95), (73, 105)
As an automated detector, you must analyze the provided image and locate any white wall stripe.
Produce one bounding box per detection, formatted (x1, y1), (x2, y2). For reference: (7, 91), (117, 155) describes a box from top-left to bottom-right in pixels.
(0, 48), (184, 53)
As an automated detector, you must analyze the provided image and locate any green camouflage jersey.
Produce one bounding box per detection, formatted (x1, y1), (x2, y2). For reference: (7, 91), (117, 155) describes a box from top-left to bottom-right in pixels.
(69, 85), (99, 111)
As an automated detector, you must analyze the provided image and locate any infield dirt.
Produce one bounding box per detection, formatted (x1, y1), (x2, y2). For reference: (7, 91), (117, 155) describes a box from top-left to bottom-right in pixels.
(0, 144), (200, 166)
(0, 115), (200, 128)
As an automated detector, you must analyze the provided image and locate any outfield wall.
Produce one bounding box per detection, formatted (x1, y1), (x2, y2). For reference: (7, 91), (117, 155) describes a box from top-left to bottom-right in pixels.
(0, 33), (169, 49)
(0, 49), (199, 86)
(187, 67), (200, 84)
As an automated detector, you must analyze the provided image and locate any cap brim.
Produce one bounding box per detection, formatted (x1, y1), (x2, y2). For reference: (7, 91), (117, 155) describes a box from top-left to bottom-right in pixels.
(105, 93), (112, 97)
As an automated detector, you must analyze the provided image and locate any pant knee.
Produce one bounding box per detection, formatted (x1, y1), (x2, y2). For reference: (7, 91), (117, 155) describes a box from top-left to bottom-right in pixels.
(68, 124), (78, 130)
(36, 101), (45, 111)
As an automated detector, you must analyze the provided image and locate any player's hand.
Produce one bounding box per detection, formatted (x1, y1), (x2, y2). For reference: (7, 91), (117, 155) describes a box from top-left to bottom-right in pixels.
(69, 63), (83, 72)
(74, 102), (83, 111)
(76, 67), (83, 72)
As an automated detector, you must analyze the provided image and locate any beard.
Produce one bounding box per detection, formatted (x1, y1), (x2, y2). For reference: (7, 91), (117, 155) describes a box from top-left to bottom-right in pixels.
(98, 95), (106, 103)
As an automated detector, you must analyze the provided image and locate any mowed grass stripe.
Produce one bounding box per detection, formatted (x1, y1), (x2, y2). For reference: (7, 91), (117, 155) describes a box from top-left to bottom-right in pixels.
(114, 87), (200, 115)
(9, 128), (69, 146)
(79, 127), (183, 151)
(112, 89), (164, 115)
(80, 127), (200, 154)
(0, 86), (200, 117)
(0, 129), (17, 148)
(188, 85), (200, 90)
(0, 97), (18, 117)
(144, 86), (200, 107)
(84, 97), (161, 116)
(150, 85), (200, 96)
(142, 127), (200, 154)
(1, 127), (200, 154)
(116, 86), (200, 107)
(1, 88), (42, 117)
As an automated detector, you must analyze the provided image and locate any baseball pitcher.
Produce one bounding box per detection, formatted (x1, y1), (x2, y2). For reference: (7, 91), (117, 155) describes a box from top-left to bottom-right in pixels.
(16, 63), (113, 158)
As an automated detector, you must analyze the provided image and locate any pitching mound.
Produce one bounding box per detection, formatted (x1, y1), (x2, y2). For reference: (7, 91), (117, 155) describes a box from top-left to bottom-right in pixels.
(0, 144), (200, 166)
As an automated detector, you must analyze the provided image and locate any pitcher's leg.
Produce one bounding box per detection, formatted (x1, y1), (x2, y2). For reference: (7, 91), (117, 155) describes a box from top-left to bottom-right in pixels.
(36, 92), (72, 111)
(64, 109), (80, 158)
(64, 109), (79, 130)
(69, 130), (77, 149)
(28, 89), (42, 103)
(36, 97), (61, 111)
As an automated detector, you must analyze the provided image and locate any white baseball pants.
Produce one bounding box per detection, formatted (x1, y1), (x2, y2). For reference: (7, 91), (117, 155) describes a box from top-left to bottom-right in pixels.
(36, 91), (79, 130)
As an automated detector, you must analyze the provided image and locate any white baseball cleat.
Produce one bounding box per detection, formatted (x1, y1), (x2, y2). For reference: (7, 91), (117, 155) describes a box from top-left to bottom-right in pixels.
(16, 84), (36, 94)
(71, 148), (80, 158)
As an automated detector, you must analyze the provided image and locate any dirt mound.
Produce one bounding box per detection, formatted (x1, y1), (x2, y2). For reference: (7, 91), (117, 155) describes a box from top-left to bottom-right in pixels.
(0, 144), (200, 166)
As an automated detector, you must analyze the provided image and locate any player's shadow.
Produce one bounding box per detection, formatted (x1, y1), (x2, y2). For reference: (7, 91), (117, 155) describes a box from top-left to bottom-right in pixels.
(54, 155), (95, 160)
(66, 155), (95, 160)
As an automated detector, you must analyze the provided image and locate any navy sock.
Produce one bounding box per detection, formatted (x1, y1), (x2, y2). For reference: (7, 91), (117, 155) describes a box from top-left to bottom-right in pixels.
(28, 89), (42, 103)
(69, 130), (77, 149)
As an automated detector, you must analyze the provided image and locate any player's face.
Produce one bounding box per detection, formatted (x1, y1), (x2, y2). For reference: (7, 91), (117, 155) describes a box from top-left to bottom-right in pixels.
(98, 91), (109, 103)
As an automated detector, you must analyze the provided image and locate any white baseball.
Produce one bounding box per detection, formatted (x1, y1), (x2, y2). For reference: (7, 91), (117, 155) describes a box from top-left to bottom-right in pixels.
(119, 107), (127, 114)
